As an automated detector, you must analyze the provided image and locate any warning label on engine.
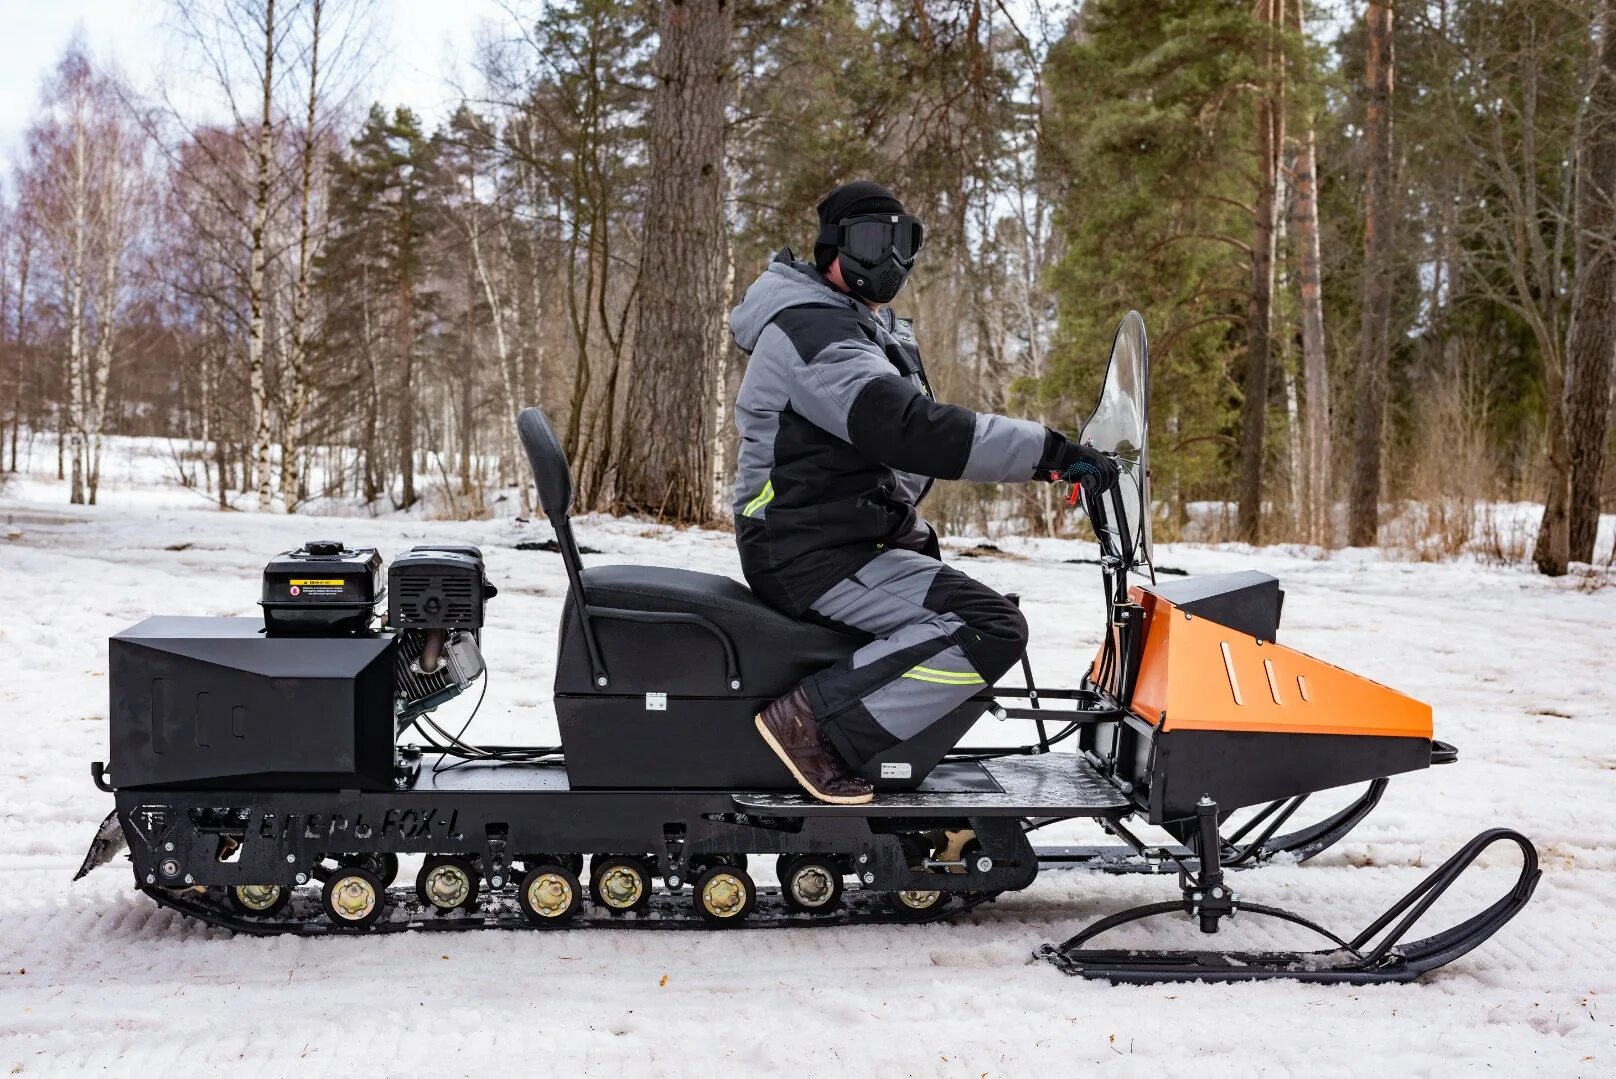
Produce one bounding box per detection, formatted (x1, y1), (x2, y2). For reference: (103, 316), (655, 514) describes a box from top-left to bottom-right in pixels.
(289, 578), (348, 597)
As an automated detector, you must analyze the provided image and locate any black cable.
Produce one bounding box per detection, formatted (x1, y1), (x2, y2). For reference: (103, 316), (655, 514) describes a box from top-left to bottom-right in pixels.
(943, 718), (1085, 762)
(428, 674), (491, 774)
(408, 672), (571, 774)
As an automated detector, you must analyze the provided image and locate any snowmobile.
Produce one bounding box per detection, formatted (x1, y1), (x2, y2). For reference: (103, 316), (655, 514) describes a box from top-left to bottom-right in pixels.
(75, 312), (1538, 983)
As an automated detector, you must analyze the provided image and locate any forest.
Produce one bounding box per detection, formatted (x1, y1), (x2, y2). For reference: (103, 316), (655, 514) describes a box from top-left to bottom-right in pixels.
(0, 0), (1612, 577)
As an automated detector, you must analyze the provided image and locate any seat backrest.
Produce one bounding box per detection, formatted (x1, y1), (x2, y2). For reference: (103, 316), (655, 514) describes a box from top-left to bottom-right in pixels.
(516, 407), (573, 525)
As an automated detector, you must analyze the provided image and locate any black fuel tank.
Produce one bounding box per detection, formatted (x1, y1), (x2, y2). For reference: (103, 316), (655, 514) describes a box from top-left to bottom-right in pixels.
(108, 616), (397, 791)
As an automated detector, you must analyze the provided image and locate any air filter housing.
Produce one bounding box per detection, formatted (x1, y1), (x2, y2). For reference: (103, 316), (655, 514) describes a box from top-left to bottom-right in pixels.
(387, 545), (495, 631)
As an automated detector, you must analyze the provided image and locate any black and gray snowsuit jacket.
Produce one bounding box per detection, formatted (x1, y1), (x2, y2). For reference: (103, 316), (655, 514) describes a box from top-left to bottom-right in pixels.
(729, 251), (1053, 615)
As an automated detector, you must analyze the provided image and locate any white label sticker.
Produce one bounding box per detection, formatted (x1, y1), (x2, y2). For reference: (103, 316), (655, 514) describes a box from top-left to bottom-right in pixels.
(645, 692), (667, 711)
(879, 762), (912, 779)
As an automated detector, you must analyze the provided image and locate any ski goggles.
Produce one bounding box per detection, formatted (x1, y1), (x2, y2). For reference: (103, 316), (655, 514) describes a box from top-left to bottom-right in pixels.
(817, 213), (926, 264)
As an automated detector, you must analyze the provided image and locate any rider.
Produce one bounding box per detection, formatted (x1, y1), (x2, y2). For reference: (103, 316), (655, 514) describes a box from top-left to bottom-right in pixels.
(730, 180), (1119, 805)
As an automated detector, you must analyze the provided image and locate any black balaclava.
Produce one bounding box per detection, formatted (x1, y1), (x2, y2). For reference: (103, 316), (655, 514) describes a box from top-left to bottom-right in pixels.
(814, 180), (913, 304)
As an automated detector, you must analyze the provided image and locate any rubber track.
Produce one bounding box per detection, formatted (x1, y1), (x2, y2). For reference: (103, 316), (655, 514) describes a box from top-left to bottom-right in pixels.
(141, 883), (1003, 936)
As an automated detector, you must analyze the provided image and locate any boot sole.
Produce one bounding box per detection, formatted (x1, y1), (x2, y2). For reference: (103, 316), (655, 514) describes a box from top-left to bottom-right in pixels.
(753, 716), (875, 805)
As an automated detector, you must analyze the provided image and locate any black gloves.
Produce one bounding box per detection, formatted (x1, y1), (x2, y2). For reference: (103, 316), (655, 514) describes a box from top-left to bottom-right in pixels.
(1036, 430), (1121, 493)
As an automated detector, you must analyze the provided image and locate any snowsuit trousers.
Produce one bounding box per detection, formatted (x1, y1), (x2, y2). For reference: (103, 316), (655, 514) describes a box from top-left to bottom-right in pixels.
(796, 549), (1029, 768)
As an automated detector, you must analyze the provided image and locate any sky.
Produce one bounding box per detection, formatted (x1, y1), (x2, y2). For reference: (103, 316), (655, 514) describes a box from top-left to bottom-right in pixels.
(0, 0), (514, 162)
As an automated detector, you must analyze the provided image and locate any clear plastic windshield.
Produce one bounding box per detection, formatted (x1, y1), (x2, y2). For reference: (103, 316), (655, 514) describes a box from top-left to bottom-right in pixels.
(1079, 311), (1152, 577)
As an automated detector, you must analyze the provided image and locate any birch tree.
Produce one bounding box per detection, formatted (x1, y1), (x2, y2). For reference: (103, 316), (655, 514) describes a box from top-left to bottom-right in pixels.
(20, 45), (147, 505)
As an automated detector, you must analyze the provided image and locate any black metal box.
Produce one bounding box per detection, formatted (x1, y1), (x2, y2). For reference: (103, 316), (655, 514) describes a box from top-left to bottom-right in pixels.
(109, 616), (397, 791)
(260, 540), (383, 636)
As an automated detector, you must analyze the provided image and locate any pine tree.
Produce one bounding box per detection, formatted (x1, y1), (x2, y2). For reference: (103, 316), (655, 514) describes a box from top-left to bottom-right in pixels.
(323, 105), (435, 509)
(1041, 0), (1267, 533)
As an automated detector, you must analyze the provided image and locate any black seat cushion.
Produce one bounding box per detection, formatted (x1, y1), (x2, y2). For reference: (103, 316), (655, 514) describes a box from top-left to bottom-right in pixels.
(554, 565), (863, 697)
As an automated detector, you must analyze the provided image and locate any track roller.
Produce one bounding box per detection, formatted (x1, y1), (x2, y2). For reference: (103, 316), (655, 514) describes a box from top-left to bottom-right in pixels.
(690, 853), (749, 874)
(590, 854), (655, 914)
(778, 855), (844, 915)
(416, 855), (481, 912)
(888, 889), (946, 919)
(337, 853), (399, 888)
(518, 852), (585, 878)
(693, 864), (755, 924)
(322, 866), (386, 929)
(226, 883), (290, 918)
(518, 864), (583, 926)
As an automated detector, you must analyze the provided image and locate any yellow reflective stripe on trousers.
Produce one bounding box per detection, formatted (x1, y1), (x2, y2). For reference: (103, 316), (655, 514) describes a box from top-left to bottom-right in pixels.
(744, 480), (775, 517)
(900, 663), (985, 686)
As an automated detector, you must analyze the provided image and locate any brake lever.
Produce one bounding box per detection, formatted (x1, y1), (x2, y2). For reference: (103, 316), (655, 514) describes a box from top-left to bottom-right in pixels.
(1047, 471), (1082, 508)
(1051, 450), (1121, 508)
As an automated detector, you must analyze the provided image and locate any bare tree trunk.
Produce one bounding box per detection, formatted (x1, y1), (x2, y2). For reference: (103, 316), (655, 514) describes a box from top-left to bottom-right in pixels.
(618, 0), (733, 523)
(708, 167), (737, 518)
(1349, 0), (1395, 547)
(397, 265), (417, 509)
(281, 0), (323, 509)
(360, 267), (382, 504)
(247, 0), (278, 512)
(1289, 0), (1331, 546)
(65, 110), (89, 505)
(467, 191), (529, 514)
(1238, 0), (1286, 544)
(7, 232), (27, 474)
(1566, 0), (1616, 563)
(87, 197), (121, 505)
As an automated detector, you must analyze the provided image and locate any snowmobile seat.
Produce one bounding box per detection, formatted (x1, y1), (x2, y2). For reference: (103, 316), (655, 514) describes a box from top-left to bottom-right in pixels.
(555, 563), (861, 696)
(517, 406), (861, 696)
(517, 405), (986, 790)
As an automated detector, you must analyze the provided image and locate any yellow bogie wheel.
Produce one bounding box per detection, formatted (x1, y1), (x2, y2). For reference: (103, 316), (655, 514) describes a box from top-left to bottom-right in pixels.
(694, 865), (756, 925)
(889, 888), (946, 919)
(415, 855), (481, 912)
(778, 855), (844, 915)
(589, 855), (654, 914)
(519, 864), (583, 926)
(227, 883), (290, 917)
(321, 867), (385, 929)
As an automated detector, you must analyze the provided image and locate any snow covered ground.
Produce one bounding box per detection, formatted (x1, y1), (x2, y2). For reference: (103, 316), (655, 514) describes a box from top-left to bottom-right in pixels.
(2, 456), (1614, 1076)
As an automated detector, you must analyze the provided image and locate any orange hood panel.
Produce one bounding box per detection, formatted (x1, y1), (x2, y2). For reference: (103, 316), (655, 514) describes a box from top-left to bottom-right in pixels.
(1126, 589), (1433, 741)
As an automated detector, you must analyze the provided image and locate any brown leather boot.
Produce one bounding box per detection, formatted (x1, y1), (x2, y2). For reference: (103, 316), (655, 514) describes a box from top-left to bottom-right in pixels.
(754, 689), (875, 805)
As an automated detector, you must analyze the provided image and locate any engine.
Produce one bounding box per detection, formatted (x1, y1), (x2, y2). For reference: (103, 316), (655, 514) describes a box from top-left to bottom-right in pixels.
(387, 545), (497, 723)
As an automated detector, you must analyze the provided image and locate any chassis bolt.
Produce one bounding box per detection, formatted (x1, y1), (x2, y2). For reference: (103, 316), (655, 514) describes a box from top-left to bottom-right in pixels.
(1212, 887), (1224, 899)
(667, 875), (682, 889)
(857, 854), (868, 864)
(974, 856), (993, 873)
(295, 873), (308, 884)
(861, 871), (875, 884)
(183, 874), (195, 884)
(163, 841), (174, 852)
(144, 873), (155, 884)
(285, 854), (296, 864)
(1192, 892), (1203, 902)
(491, 876), (504, 888)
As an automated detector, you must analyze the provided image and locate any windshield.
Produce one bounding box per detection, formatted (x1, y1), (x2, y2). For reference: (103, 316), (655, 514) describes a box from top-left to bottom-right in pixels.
(1079, 311), (1152, 577)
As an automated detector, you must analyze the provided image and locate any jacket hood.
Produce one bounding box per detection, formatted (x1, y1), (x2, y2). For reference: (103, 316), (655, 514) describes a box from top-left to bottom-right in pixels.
(730, 249), (862, 353)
